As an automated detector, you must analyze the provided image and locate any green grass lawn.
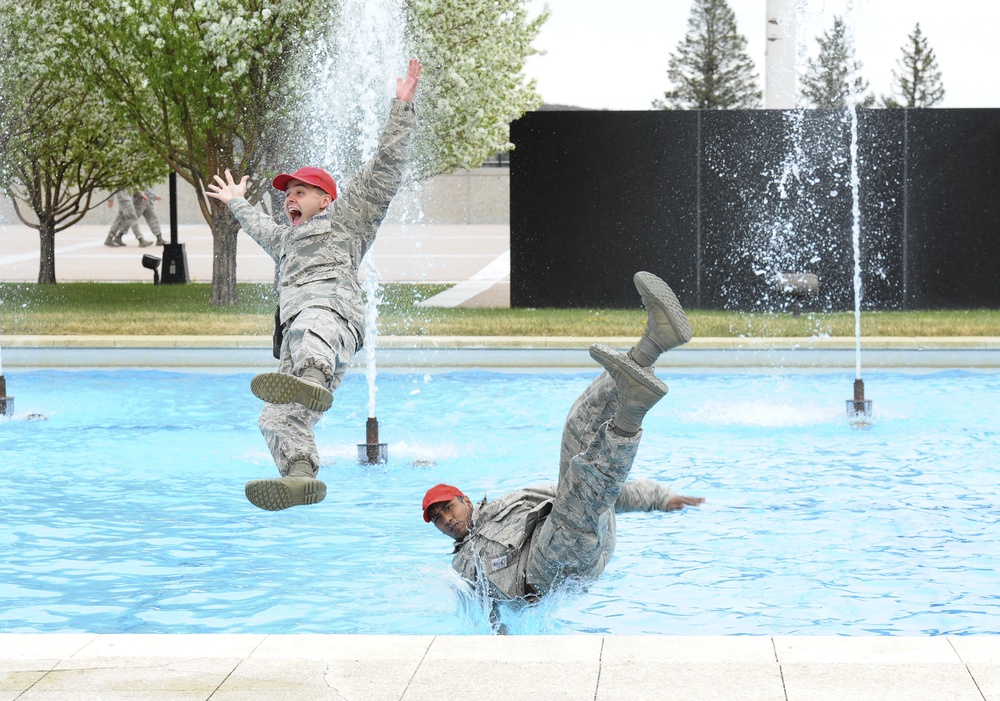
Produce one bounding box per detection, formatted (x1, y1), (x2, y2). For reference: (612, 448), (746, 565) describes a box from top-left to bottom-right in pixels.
(1, 282), (998, 337)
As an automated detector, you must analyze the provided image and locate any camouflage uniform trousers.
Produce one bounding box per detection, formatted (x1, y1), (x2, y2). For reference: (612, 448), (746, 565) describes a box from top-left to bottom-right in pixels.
(131, 191), (163, 240)
(108, 191), (140, 240)
(258, 307), (359, 477)
(524, 370), (640, 594)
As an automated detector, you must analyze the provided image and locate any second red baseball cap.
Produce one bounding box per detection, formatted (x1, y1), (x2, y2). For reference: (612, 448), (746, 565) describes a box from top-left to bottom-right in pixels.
(422, 484), (466, 522)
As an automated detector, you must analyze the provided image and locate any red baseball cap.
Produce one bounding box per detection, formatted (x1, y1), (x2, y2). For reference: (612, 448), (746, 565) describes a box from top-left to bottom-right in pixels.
(272, 166), (337, 200)
(422, 484), (466, 522)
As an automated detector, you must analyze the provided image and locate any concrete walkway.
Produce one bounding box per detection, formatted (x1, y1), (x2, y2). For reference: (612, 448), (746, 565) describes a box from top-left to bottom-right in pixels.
(0, 222), (511, 307)
(3, 633), (1000, 700)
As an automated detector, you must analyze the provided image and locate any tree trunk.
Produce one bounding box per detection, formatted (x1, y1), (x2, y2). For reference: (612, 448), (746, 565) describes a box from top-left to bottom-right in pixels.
(37, 220), (57, 284)
(210, 206), (240, 305)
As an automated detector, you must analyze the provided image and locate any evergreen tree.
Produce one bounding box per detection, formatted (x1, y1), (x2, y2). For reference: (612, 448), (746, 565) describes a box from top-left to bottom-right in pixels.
(883, 23), (945, 108)
(800, 16), (875, 108)
(654, 0), (760, 110)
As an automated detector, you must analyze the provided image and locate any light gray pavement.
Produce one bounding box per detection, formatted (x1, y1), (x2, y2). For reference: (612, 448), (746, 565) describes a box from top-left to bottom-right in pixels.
(3, 634), (1000, 700)
(0, 222), (511, 307)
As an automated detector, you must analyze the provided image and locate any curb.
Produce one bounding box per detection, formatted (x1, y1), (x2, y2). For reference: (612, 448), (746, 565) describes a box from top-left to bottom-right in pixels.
(3, 336), (1000, 369)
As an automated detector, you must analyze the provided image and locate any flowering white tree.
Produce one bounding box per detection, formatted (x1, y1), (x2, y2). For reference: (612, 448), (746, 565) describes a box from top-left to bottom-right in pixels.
(407, 0), (548, 175)
(0, 0), (166, 284)
(46, 0), (324, 304)
(33, 0), (545, 303)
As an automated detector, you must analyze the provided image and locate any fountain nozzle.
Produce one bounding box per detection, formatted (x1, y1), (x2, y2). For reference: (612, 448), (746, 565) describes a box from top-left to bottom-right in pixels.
(847, 378), (872, 419)
(358, 416), (388, 464)
(0, 374), (13, 417)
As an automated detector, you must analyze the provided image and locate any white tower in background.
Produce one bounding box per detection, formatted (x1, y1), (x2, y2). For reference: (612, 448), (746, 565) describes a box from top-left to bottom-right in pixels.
(765, 0), (797, 108)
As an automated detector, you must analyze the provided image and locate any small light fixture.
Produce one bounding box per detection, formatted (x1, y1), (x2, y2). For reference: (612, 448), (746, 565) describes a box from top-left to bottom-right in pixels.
(142, 254), (162, 285)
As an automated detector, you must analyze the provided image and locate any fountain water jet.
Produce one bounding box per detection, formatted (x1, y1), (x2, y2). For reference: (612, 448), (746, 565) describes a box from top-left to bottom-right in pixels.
(305, 0), (407, 463)
(843, 0), (872, 422)
(358, 253), (388, 464)
(749, 0), (874, 419)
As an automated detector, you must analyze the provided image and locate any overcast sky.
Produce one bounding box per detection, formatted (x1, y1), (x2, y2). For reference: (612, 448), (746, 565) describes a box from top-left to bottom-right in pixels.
(524, 0), (998, 110)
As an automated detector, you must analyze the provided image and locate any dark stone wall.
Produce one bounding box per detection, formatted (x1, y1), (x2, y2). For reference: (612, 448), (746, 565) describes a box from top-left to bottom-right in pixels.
(510, 108), (1000, 310)
(905, 110), (1000, 308)
(510, 111), (699, 308)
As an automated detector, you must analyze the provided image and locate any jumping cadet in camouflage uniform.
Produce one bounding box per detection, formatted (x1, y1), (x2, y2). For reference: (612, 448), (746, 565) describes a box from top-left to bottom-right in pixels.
(103, 190), (154, 248)
(205, 58), (422, 512)
(130, 189), (166, 246)
(423, 272), (705, 603)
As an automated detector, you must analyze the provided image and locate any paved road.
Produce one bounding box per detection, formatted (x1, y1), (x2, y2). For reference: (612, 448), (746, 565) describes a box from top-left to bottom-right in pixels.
(0, 222), (511, 307)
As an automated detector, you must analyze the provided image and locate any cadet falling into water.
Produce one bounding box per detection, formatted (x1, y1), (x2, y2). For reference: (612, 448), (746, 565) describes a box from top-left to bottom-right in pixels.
(206, 58), (421, 511)
(423, 272), (705, 619)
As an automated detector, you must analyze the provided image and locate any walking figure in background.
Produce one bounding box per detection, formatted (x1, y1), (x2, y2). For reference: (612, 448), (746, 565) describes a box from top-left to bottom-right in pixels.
(130, 189), (166, 246)
(423, 272), (704, 614)
(103, 190), (154, 247)
(205, 58), (421, 511)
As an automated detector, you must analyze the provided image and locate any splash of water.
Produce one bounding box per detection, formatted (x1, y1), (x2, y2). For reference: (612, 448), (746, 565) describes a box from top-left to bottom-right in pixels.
(728, 0), (869, 374)
(309, 0), (408, 179)
(847, 99), (862, 380)
(306, 0), (408, 418)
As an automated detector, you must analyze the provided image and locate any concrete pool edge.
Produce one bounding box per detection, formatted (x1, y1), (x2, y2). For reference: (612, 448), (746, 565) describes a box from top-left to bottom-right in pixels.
(2, 633), (999, 699)
(3, 335), (1000, 368)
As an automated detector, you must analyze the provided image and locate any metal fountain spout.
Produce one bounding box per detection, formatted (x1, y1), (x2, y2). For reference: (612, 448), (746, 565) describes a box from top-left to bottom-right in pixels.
(358, 416), (388, 464)
(847, 378), (872, 420)
(0, 374), (13, 417)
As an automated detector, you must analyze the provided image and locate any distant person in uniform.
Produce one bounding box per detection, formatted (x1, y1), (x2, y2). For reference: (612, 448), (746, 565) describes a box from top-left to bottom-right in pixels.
(205, 58), (422, 512)
(423, 273), (704, 607)
(130, 189), (166, 246)
(103, 190), (154, 248)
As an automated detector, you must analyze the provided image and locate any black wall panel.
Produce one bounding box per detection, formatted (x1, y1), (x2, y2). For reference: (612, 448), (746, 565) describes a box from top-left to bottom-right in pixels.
(509, 111), (699, 309)
(906, 110), (1000, 308)
(510, 108), (999, 310)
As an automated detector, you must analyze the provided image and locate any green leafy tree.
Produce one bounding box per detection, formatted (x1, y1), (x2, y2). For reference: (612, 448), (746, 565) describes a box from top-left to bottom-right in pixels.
(0, 0), (166, 284)
(654, 0), (760, 110)
(46, 0), (323, 305)
(883, 23), (945, 108)
(800, 16), (875, 109)
(40, 0), (545, 304)
(408, 0), (548, 174)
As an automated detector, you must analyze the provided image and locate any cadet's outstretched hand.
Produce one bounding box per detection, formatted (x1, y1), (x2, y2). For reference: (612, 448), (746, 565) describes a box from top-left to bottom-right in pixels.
(666, 495), (706, 511)
(397, 58), (422, 102)
(205, 170), (249, 204)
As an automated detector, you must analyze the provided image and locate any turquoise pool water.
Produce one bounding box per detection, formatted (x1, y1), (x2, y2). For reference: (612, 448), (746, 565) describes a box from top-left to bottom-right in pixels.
(1, 368), (998, 635)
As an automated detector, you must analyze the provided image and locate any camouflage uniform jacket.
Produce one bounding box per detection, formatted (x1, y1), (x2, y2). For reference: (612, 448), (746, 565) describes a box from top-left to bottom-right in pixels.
(227, 98), (416, 347)
(451, 478), (677, 600)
